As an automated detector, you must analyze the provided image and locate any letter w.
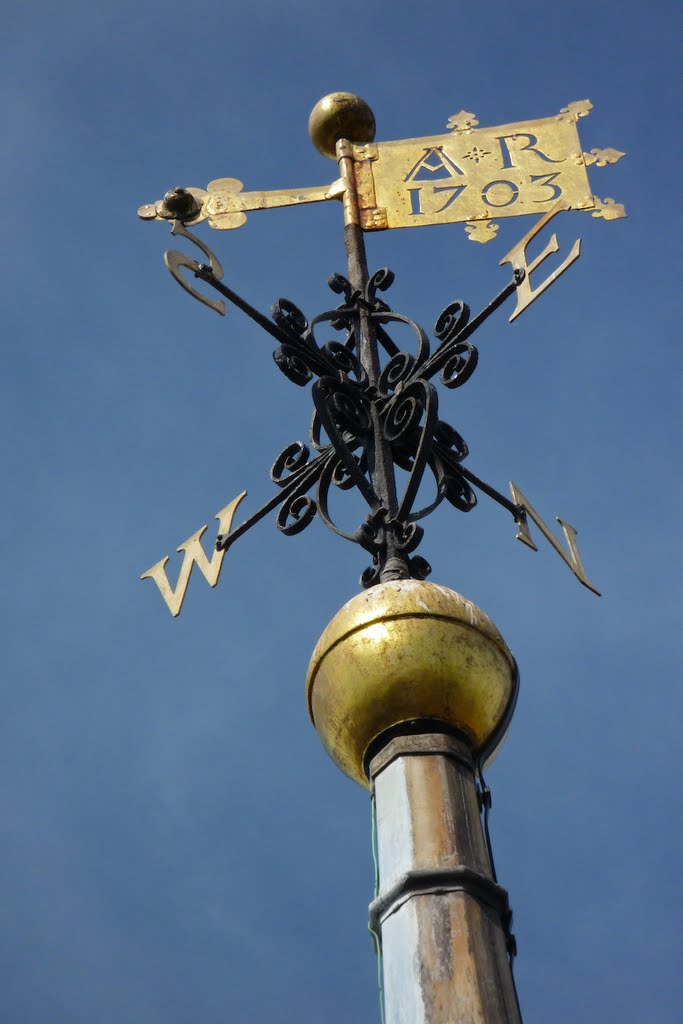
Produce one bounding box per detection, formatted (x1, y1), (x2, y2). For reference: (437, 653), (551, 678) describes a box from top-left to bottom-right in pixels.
(141, 491), (247, 617)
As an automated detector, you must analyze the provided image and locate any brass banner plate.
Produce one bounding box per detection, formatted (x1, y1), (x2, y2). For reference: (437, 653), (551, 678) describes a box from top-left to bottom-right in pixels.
(139, 101), (624, 246)
(358, 102), (623, 238)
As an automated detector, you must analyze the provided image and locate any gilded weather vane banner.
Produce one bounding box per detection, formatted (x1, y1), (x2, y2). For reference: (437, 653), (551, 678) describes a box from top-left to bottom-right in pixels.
(139, 100), (625, 244)
(353, 100), (625, 241)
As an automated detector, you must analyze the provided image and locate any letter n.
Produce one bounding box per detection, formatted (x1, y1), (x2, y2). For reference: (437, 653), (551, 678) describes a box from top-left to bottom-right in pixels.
(141, 491), (247, 617)
(509, 482), (600, 596)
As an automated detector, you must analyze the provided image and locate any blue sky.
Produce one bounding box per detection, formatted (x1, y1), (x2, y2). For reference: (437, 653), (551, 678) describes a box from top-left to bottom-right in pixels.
(2, 2), (681, 1021)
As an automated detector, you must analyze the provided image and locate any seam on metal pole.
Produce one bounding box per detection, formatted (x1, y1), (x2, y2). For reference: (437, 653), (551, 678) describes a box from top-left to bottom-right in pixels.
(368, 864), (510, 932)
(368, 728), (475, 786)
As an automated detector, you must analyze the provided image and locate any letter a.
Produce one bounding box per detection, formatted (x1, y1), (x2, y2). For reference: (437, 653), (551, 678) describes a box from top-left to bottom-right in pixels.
(141, 491), (247, 617)
(404, 147), (465, 182)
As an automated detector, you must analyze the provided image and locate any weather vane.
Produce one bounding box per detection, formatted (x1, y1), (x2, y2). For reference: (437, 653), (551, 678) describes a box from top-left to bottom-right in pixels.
(138, 93), (624, 616)
(136, 92), (626, 1024)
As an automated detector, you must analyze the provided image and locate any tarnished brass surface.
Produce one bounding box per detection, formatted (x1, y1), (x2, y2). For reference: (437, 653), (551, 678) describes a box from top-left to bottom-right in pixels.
(308, 92), (376, 159)
(306, 581), (514, 787)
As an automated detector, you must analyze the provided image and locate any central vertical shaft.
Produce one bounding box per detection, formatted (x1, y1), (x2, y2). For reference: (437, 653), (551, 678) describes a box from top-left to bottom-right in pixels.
(336, 139), (381, 386)
(336, 138), (401, 570)
(307, 97), (523, 1023)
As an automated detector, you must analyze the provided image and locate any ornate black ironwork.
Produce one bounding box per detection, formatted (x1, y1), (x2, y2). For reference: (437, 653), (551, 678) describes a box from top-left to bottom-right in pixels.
(165, 238), (524, 587)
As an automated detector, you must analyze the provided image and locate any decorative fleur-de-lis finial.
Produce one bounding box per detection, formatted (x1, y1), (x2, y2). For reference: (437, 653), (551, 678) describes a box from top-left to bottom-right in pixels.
(447, 110), (479, 132)
(559, 99), (593, 121)
(583, 147), (626, 167)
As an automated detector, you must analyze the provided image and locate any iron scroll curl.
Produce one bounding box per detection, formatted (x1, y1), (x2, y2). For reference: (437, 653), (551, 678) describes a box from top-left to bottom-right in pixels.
(205, 266), (524, 585)
(153, 225), (598, 596)
(158, 240), (563, 589)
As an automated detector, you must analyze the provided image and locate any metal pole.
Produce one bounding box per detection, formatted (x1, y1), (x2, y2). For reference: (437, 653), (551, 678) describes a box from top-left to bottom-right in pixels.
(369, 733), (521, 1024)
(335, 142), (521, 1018)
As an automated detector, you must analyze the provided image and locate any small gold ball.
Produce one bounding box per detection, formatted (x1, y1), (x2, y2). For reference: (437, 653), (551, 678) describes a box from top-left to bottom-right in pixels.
(306, 581), (516, 788)
(308, 92), (376, 160)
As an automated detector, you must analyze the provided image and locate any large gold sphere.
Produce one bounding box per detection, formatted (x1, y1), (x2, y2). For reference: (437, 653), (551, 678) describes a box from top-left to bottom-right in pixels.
(308, 92), (376, 160)
(306, 580), (515, 787)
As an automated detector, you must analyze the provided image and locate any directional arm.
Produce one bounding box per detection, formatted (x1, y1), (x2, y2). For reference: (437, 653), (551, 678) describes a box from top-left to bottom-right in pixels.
(139, 176), (345, 230)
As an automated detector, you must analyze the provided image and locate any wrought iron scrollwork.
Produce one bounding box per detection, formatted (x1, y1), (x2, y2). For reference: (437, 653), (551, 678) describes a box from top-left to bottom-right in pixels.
(166, 235), (524, 586)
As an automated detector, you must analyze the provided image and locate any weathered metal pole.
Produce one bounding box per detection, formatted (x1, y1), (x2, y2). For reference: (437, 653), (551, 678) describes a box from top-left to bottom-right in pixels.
(369, 733), (520, 1023)
(306, 580), (521, 1023)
